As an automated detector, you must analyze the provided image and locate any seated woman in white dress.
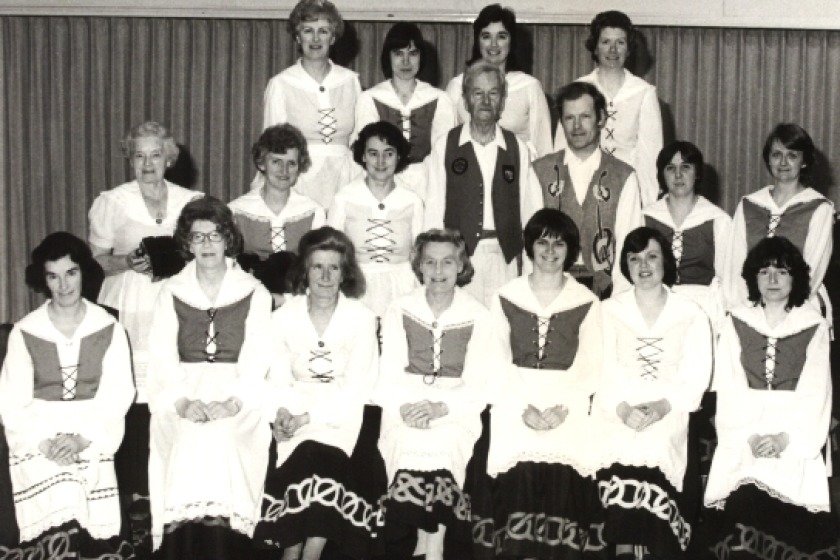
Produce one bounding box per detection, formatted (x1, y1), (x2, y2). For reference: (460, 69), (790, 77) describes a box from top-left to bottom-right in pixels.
(479, 209), (604, 559)
(146, 196), (273, 558)
(445, 3), (553, 157)
(0, 232), (135, 558)
(261, 0), (362, 209)
(705, 236), (836, 558)
(377, 228), (489, 559)
(230, 123), (326, 307)
(553, 10), (664, 206)
(354, 22), (456, 201)
(253, 226), (379, 560)
(590, 227), (712, 559)
(329, 121), (423, 318)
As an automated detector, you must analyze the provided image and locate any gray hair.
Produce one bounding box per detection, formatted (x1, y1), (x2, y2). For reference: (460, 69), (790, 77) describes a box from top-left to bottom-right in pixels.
(121, 121), (179, 166)
(461, 61), (507, 99)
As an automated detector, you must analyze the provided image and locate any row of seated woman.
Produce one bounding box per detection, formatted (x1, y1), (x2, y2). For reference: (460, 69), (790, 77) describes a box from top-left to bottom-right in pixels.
(0, 198), (836, 560)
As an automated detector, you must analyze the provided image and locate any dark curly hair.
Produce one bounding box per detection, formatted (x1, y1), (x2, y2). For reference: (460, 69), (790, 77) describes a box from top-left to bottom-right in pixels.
(291, 226), (365, 298)
(252, 123), (312, 175)
(656, 141), (705, 197)
(352, 121), (412, 173)
(381, 22), (424, 79)
(25, 231), (104, 301)
(619, 226), (678, 287)
(410, 228), (475, 287)
(742, 236), (810, 310)
(174, 196), (243, 260)
(585, 10), (636, 64)
(761, 123), (816, 186)
(523, 208), (580, 271)
(466, 4), (521, 72)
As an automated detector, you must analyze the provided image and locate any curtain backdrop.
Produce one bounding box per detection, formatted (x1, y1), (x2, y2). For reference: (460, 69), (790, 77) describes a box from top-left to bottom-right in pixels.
(2, 16), (839, 319)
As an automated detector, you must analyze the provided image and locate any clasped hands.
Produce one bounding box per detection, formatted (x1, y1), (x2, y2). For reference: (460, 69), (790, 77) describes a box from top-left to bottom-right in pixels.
(399, 400), (449, 429)
(522, 404), (568, 430)
(39, 433), (91, 466)
(273, 408), (310, 442)
(617, 399), (671, 432)
(125, 249), (151, 275)
(748, 433), (789, 459)
(176, 397), (242, 423)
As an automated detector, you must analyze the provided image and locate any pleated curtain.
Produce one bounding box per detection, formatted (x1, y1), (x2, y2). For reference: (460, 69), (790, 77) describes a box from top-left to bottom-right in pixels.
(2, 16), (839, 319)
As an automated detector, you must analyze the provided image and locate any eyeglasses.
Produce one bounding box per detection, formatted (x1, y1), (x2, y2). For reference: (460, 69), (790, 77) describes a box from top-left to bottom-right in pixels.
(188, 230), (224, 244)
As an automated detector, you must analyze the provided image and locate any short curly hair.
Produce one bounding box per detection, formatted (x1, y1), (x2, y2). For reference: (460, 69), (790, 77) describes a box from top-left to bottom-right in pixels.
(761, 123), (816, 186)
(287, 0), (344, 39)
(174, 196), (243, 260)
(410, 229), (475, 287)
(585, 10), (636, 64)
(742, 236), (810, 310)
(656, 141), (705, 197)
(121, 121), (180, 166)
(619, 226), (678, 287)
(252, 124), (312, 175)
(25, 232), (103, 300)
(466, 3), (521, 72)
(352, 121), (412, 173)
(291, 226), (365, 298)
(523, 208), (580, 270)
(381, 22), (424, 79)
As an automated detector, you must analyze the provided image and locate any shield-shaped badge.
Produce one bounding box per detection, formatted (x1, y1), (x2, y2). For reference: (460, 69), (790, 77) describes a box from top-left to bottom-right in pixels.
(502, 165), (515, 183)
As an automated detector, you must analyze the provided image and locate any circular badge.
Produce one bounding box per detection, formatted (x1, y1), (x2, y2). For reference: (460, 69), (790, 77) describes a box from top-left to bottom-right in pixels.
(451, 157), (468, 175)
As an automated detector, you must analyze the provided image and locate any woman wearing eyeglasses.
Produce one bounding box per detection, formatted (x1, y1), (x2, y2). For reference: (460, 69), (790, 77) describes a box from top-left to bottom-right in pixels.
(146, 196), (272, 559)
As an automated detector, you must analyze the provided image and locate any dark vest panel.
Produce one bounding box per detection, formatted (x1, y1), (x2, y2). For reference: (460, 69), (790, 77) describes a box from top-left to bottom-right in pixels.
(742, 197), (828, 253)
(374, 98), (437, 163)
(443, 125), (523, 262)
(499, 296), (592, 370)
(644, 217), (715, 286)
(402, 314), (474, 379)
(237, 212), (315, 260)
(25, 324), (114, 401)
(731, 316), (817, 391)
(173, 293), (252, 363)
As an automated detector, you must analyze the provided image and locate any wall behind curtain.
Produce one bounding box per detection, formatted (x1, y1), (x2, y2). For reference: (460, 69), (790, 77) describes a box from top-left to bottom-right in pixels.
(2, 16), (839, 320)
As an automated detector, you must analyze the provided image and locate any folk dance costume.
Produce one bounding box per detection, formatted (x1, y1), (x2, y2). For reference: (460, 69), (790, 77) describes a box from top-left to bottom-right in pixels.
(328, 179), (423, 317)
(89, 180), (201, 403)
(425, 124), (542, 306)
(230, 188), (325, 259)
(723, 186), (834, 317)
(262, 60), (363, 209)
(532, 148), (643, 298)
(553, 69), (664, 206)
(376, 287), (489, 547)
(446, 71), (553, 157)
(146, 261), (272, 554)
(354, 80), (456, 201)
(474, 275), (604, 558)
(644, 195), (732, 336)
(590, 289), (712, 557)
(0, 301), (134, 558)
(704, 304), (837, 558)
(254, 294), (379, 559)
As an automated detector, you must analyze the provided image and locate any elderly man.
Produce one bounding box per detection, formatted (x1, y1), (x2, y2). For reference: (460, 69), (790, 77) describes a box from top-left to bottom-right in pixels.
(532, 81), (642, 298)
(425, 61), (542, 305)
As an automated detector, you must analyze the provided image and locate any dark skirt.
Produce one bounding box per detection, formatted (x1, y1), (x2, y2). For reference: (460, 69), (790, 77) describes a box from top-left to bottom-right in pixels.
(465, 406), (495, 560)
(253, 440), (379, 560)
(706, 483), (839, 559)
(154, 518), (256, 560)
(381, 468), (472, 558)
(114, 402), (153, 558)
(595, 463), (693, 558)
(491, 462), (607, 560)
(0, 520), (135, 560)
(0, 420), (19, 547)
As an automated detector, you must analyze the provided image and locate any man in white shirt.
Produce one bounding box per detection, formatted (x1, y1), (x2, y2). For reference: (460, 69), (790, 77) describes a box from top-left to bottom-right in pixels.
(425, 61), (542, 305)
(532, 81), (643, 298)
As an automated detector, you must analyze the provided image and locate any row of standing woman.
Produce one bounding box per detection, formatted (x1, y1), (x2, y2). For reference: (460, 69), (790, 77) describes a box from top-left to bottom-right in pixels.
(1, 203), (834, 560)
